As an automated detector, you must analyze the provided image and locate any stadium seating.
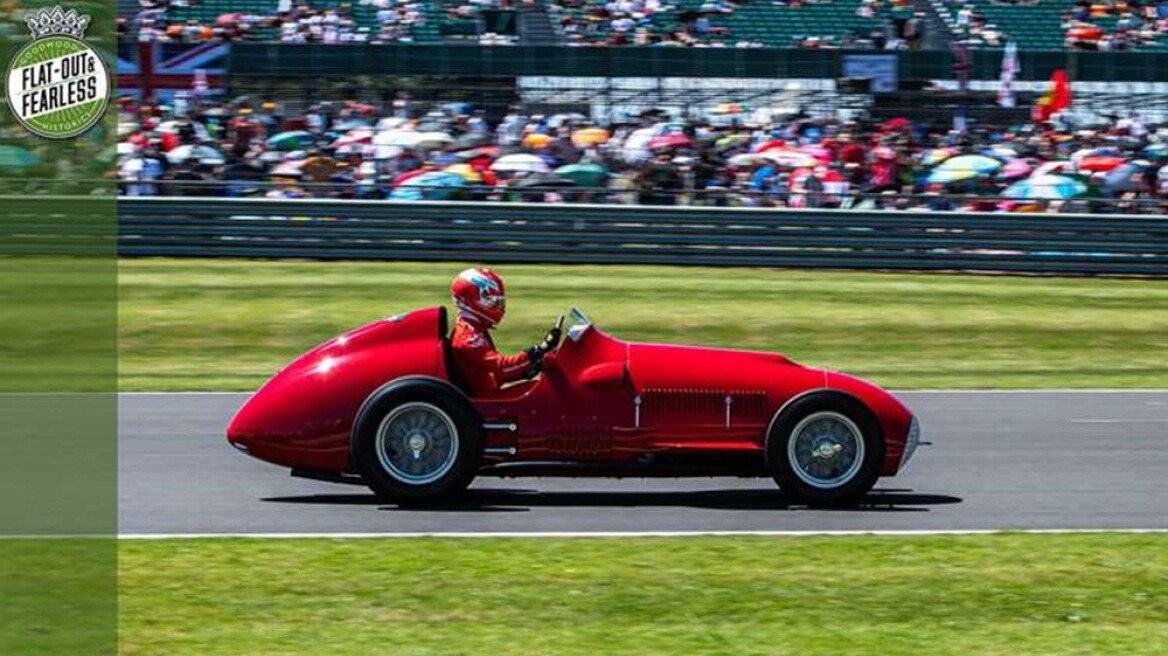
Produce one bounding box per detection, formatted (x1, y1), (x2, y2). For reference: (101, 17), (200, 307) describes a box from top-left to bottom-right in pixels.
(719, 0), (890, 47)
(549, 0), (895, 46)
(163, 0), (281, 39)
(934, 0), (1168, 51)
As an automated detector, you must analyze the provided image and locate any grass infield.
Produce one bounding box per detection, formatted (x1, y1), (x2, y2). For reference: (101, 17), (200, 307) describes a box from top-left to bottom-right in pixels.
(118, 534), (1168, 656)
(119, 259), (1168, 390)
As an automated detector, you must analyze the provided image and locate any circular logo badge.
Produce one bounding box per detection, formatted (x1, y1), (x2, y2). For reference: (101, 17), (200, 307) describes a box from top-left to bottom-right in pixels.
(6, 35), (110, 139)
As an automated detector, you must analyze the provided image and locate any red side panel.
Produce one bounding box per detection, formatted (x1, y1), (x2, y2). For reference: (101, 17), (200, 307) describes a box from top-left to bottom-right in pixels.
(227, 307), (448, 471)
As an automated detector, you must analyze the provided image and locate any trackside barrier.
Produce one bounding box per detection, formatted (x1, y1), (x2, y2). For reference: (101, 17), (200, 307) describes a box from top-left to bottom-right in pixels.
(111, 198), (1168, 275)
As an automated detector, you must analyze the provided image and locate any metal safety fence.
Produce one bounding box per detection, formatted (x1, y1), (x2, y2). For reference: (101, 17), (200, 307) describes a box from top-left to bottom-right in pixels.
(116, 198), (1168, 275)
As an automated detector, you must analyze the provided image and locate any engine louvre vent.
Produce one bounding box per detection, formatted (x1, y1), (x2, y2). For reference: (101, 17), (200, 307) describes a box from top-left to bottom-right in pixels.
(639, 389), (768, 426)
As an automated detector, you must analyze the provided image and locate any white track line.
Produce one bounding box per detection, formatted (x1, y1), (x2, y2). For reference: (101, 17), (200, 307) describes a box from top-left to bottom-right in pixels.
(116, 529), (1168, 540)
(119, 390), (1168, 396)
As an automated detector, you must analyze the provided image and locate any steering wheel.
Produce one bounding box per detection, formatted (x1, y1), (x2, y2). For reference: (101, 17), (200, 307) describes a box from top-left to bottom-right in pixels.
(547, 314), (565, 351)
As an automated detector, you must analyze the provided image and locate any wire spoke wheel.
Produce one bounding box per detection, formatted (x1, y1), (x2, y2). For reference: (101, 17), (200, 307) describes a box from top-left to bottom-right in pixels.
(787, 410), (865, 490)
(375, 402), (459, 486)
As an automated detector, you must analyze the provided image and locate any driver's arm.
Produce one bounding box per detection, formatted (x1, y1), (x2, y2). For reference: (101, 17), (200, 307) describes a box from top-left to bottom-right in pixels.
(493, 349), (536, 386)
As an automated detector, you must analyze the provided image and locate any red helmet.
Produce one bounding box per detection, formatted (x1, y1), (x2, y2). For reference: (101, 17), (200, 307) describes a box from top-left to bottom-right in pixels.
(451, 268), (507, 326)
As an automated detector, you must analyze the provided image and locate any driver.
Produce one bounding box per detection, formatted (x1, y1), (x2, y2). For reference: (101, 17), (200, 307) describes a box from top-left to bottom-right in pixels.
(450, 268), (561, 395)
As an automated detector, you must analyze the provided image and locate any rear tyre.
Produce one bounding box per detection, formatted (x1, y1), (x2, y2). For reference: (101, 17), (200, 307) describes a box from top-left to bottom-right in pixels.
(767, 393), (884, 507)
(352, 378), (482, 504)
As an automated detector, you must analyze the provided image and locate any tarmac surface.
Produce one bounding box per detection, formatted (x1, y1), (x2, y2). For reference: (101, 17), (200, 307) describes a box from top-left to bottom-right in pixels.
(119, 391), (1168, 535)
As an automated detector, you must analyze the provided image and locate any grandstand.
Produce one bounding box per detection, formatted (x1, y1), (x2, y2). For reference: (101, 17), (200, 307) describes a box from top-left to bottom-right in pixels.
(122, 0), (1168, 51)
(929, 0), (1168, 51)
(718, 0), (900, 47)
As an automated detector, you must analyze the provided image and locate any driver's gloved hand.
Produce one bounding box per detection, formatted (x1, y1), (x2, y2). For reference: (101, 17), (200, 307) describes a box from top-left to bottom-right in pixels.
(523, 346), (543, 377)
(541, 324), (562, 352)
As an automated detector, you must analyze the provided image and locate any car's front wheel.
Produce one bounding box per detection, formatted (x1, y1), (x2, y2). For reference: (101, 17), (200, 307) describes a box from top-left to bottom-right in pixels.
(767, 393), (883, 506)
(352, 378), (482, 504)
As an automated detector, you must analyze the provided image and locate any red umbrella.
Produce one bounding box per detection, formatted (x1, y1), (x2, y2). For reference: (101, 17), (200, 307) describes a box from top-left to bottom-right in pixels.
(881, 117), (911, 132)
(647, 134), (692, 151)
(800, 144), (832, 164)
(753, 139), (788, 153)
(1077, 155), (1125, 173)
(1067, 25), (1103, 41)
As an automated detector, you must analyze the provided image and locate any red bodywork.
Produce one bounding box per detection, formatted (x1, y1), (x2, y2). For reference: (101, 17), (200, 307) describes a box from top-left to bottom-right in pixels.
(228, 307), (917, 480)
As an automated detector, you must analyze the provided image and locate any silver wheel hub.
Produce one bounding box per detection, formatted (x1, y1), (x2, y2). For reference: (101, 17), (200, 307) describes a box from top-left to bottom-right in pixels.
(811, 440), (843, 460)
(375, 402), (460, 486)
(788, 411), (865, 490)
(407, 432), (427, 458)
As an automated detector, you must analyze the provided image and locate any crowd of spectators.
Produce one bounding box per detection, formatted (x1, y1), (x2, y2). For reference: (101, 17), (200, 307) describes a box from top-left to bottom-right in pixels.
(112, 95), (1168, 213)
(120, 0), (428, 44)
(1062, 0), (1168, 50)
(116, 0), (1168, 49)
(117, 0), (917, 49)
(947, 0), (1168, 50)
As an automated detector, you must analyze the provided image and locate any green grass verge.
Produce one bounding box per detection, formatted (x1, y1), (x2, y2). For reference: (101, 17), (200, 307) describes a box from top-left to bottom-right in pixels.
(118, 534), (1168, 655)
(0, 539), (116, 655)
(119, 259), (1168, 390)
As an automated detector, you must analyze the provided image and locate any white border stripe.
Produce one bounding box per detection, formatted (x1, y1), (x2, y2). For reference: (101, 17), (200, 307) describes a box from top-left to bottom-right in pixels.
(116, 529), (1168, 540)
(119, 390), (1168, 396)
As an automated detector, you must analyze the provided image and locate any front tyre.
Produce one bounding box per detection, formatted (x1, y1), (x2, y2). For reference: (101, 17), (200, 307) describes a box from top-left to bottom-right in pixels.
(352, 379), (482, 503)
(767, 394), (884, 506)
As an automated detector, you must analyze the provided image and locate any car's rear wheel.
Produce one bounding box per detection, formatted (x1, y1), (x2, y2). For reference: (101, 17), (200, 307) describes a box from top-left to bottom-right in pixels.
(352, 378), (482, 504)
(767, 393), (883, 506)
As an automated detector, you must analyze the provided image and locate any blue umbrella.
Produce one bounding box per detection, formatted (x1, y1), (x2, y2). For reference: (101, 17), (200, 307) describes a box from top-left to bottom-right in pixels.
(1103, 160), (1153, 194)
(927, 155), (1002, 184)
(266, 130), (314, 151)
(389, 172), (465, 201)
(1144, 143), (1168, 158)
(1002, 174), (1087, 200)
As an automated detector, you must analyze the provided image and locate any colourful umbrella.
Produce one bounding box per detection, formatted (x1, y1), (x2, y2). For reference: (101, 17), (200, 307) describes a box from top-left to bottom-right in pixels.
(331, 128), (374, 149)
(982, 144), (1017, 160)
(390, 171), (465, 200)
(267, 131), (314, 151)
(997, 158), (1034, 180)
(444, 163), (482, 183)
(408, 131), (455, 151)
(800, 144), (832, 164)
(1077, 155), (1125, 173)
(728, 153), (759, 168)
(1144, 143), (1168, 158)
(523, 133), (552, 149)
(166, 145), (225, 166)
(554, 162), (609, 188)
(0, 145), (40, 170)
(647, 134), (692, 151)
(759, 149), (818, 168)
(1002, 174), (1087, 200)
(926, 155), (1002, 184)
(714, 134), (751, 150)
(491, 154), (550, 174)
(753, 139), (788, 153)
(1103, 161), (1153, 193)
(922, 147), (955, 166)
(571, 128), (610, 147)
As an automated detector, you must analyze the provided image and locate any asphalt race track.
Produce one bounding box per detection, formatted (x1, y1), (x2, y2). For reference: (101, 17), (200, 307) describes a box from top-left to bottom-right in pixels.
(119, 392), (1168, 535)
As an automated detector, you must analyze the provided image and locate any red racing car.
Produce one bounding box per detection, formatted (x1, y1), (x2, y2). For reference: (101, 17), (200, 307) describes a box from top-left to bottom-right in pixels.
(228, 307), (922, 505)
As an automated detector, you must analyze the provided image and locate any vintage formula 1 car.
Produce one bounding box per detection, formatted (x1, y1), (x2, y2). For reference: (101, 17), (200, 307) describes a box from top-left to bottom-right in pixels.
(228, 307), (922, 505)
